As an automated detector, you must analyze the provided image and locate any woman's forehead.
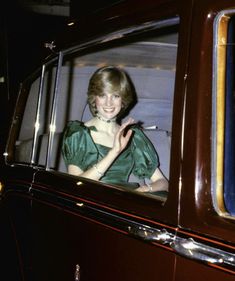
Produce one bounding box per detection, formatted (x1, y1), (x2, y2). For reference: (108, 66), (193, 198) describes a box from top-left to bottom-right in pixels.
(97, 90), (121, 96)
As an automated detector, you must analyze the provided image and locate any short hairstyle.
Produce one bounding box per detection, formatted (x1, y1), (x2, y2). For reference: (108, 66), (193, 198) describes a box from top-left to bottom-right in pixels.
(87, 66), (135, 117)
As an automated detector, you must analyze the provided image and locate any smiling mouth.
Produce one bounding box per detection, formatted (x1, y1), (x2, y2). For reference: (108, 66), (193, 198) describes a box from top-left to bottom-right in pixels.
(103, 108), (115, 112)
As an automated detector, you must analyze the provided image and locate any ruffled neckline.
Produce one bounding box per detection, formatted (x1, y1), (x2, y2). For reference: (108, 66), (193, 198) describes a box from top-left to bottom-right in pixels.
(79, 121), (113, 149)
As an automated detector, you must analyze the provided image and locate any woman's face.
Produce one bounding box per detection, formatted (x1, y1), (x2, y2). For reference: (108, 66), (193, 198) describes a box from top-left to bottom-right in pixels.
(95, 92), (122, 120)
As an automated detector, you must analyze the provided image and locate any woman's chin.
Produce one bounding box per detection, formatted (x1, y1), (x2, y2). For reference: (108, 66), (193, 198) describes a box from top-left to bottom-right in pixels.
(102, 113), (117, 119)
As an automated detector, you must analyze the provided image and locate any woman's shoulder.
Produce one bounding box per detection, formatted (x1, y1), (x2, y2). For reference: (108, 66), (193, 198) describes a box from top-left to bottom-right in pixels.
(131, 124), (146, 138)
(63, 120), (88, 137)
(131, 124), (155, 149)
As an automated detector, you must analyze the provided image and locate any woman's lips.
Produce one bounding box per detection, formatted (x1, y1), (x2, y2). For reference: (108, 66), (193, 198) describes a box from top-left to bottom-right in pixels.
(103, 108), (115, 113)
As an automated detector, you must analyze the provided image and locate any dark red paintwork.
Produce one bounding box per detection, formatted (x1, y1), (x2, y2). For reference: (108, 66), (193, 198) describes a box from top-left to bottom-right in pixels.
(1, 0), (235, 280)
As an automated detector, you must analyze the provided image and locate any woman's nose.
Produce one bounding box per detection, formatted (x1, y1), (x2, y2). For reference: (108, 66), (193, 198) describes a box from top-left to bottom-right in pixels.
(105, 96), (113, 106)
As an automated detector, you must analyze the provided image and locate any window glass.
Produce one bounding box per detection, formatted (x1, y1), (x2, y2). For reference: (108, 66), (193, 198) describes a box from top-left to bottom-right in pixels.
(214, 13), (235, 215)
(15, 63), (57, 165)
(15, 78), (40, 163)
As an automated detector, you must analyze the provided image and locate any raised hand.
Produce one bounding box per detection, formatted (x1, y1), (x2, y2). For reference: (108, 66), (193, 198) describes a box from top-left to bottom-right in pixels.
(112, 118), (135, 155)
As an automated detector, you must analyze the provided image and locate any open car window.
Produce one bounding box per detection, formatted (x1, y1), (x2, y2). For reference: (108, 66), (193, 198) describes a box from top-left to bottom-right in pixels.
(12, 18), (179, 201)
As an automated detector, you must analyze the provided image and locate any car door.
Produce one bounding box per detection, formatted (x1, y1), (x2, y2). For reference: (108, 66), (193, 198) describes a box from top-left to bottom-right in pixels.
(0, 77), (40, 281)
(28, 12), (185, 281)
(173, 0), (235, 280)
(1, 1), (193, 280)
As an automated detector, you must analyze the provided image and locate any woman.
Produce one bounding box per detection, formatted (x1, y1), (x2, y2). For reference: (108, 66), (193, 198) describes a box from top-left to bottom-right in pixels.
(62, 66), (168, 193)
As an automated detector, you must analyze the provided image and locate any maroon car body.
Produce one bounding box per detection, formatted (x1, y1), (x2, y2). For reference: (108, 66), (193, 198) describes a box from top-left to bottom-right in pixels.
(1, 0), (235, 280)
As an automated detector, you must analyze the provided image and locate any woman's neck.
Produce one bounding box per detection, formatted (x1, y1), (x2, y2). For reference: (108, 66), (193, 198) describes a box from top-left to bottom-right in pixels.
(91, 114), (118, 134)
(96, 113), (116, 123)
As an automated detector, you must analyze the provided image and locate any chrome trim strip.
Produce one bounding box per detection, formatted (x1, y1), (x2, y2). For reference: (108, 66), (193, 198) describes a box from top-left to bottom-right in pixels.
(211, 10), (219, 215)
(31, 64), (46, 164)
(172, 236), (235, 269)
(46, 52), (63, 170)
(31, 187), (176, 247)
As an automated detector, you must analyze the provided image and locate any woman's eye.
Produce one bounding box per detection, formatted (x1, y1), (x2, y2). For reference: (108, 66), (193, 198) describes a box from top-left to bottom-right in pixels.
(114, 94), (120, 98)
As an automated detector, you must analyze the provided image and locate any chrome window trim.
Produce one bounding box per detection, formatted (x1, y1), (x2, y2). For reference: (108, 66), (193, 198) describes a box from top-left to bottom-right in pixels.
(29, 58), (60, 167)
(46, 51), (64, 170)
(30, 64), (46, 164)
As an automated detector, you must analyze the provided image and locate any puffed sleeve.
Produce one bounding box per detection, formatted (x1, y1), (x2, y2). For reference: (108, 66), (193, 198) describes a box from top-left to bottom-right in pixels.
(131, 127), (159, 179)
(62, 121), (98, 170)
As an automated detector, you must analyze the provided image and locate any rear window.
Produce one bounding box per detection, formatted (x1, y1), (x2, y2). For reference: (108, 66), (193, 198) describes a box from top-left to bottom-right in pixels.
(213, 11), (235, 215)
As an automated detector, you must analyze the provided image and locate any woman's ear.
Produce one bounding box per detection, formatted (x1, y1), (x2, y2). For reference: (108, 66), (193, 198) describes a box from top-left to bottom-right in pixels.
(91, 101), (98, 114)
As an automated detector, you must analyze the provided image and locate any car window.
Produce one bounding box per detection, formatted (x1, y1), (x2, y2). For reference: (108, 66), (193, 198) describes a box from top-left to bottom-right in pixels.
(12, 19), (179, 201)
(14, 62), (57, 166)
(213, 11), (235, 215)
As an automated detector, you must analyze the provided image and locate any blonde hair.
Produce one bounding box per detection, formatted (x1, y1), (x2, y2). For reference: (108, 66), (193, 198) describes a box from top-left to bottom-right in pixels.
(87, 66), (135, 116)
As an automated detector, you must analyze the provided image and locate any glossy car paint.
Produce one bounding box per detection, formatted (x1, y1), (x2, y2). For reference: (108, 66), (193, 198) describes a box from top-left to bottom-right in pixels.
(1, 0), (235, 280)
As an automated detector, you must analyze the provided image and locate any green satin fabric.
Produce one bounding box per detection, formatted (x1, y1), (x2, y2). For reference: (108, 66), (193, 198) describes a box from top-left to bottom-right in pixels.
(62, 121), (159, 188)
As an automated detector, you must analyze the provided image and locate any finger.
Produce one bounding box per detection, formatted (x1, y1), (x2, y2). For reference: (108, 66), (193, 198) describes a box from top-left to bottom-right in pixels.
(124, 129), (133, 139)
(121, 118), (135, 128)
(120, 120), (135, 135)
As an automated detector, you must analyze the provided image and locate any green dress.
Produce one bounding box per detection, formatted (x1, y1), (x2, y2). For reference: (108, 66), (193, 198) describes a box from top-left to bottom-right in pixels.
(62, 120), (159, 189)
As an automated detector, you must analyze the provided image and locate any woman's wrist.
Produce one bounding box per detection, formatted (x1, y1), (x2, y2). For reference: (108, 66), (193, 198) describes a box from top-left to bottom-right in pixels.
(108, 148), (120, 158)
(93, 164), (104, 177)
(136, 184), (153, 193)
(91, 150), (118, 179)
(146, 183), (153, 192)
